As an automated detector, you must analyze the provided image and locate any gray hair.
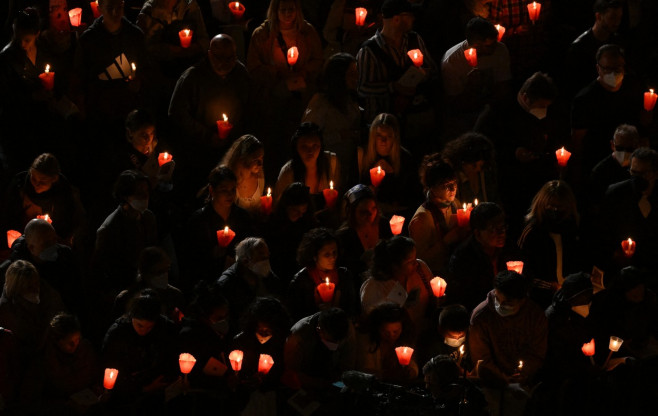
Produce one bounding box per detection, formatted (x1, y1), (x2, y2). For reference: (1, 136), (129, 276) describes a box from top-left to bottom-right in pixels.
(235, 238), (266, 263)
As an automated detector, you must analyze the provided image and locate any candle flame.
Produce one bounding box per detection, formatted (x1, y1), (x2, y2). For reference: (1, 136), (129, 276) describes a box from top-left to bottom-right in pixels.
(651, 89), (655, 94)
(44, 214), (50, 221)
(224, 226), (229, 235)
(474, 198), (478, 206)
(234, 1), (239, 8)
(459, 345), (465, 355)
(413, 51), (418, 59)
(463, 203), (467, 210)
(330, 180), (334, 190)
(325, 277), (330, 285)
(532, 1), (537, 9)
(164, 152), (169, 159)
(560, 147), (565, 156)
(184, 29), (190, 36)
(289, 49), (294, 58)
(45, 64), (50, 73)
(267, 187), (272, 197)
(360, 10), (365, 17)
(222, 113), (228, 122)
(519, 360), (524, 369)
(131, 62), (136, 71)
(377, 165), (381, 174)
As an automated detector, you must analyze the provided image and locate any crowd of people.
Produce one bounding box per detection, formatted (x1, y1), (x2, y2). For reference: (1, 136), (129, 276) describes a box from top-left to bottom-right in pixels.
(1, 0), (657, 414)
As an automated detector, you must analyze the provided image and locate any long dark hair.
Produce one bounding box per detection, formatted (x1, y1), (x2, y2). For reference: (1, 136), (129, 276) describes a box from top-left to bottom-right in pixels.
(290, 122), (330, 187)
(366, 302), (414, 352)
(319, 53), (357, 112)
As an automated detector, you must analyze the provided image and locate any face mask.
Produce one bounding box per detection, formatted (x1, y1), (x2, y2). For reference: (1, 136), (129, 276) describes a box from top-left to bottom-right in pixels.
(529, 107), (547, 120)
(631, 175), (649, 194)
(150, 273), (168, 290)
(129, 199), (148, 213)
(444, 336), (466, 348)
(494, 298), (517, 317)
(249, 260), (271, 277)
(39, 244), (59, 262)
(256, 333), (273, 344)
(211, 319), (229, 336)
(321, 338), (340, 351)
(22, 292), (40, 304)
(613, 151), (631, 167)
(602, 72), (623, 89)
(571, 303), (591, 318)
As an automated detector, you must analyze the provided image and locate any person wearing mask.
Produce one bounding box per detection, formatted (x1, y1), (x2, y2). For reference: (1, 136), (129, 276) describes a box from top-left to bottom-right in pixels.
(416, 304), (471, 368)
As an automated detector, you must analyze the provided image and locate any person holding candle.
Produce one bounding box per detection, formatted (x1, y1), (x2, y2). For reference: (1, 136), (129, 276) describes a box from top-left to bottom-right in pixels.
(359, 113), (423, 220)
(422, 354), (487, 415)
(518, 180), (588, 309)
(220, 134), (266, 216)
(409, 154), (468, 275)
(416, 304), (472, 369)
(287, 228), (357, 321)
(356, 302), (419, 383)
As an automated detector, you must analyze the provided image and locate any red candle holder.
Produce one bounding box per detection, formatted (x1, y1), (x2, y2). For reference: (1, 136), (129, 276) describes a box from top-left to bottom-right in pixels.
(260, 187), (273, 215)
(495, 24), (506, 42)
(258, 354), (274, 374)
(217, 113), (233, 139)
(456, 203), (471, 227)
(555, 147), (571, 167)
(644, 89), (657, 111)
(369, 166), (386, 187)
(355, 7), (367, 26)
(39, 65), (55, 91)
(68, 8), (82, 27)
(581, 338), (595, 357)
(395, 346), (414, 366)
(7, 230), (21, 248)
(229, 2), (245, 19)
(157, 152), (173, 167)
(407, 49), (423, 67)
(229, 350), (244, 372)
(464, 48), (478, 67)
(317, 277), (336, 303)
(90, 1), (101, 18)
(430, 276), (447, 297)
(527, 2), (541, 24)
(621, 237), (635, 257)
(103, 368), (119, 390)
(179, 353), (196, 374)
(322, 181), (339, 209)
(287, 47), (299, 66)
(217, 226), (236, 248)
(389, 215), (405, 235)
(37, 214), (52, 224)
(506, 261), (524, 274)
(178, 29), (193, 48)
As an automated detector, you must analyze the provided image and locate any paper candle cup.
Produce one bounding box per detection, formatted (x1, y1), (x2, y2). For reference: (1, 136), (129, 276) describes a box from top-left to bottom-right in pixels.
(495, 24), (506, 42)
(68, 8), (82, 27)
(178, 29), (193, 48)
(608, 336), (623, 352)
(621, 238), (635, 257)
(179, 353), (197, 374)
(555, 147), (571, 167)
(7, 230), (21, 248)
(355, 8), (367, 26)
(103, 368), (119, 390)
(464, 48), (477, 67)
(395, 346), (414, 366)
(157, 152), (173, 167)
(229, 2), (245, 19)
(258, 354), (274, 374)
(430, 276), (447, 297)
(644, 89), (657, 111)
(216, 226), (236, 248)
(317, 278), (336, 303)
(287, 47), (299, 66)
(229, 350), (244, 372)
(506, 261), (524, 274)
(369, 166), (386, 187)
(581, 339), (595, 357)
(407, 49), (423, 67)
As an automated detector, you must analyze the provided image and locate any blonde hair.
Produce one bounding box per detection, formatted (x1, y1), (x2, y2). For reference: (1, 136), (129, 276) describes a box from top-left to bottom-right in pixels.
(219, 135), (264, 183)
(266, 0), (305, 33)
(525, 180), (579, 226)
(4, 260), (39, 299)
(361, 113), (401, 177)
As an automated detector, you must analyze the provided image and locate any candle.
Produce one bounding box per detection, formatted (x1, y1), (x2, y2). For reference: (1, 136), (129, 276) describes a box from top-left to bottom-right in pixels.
(229, 2), (245, 19)
(7, 230), (21, 248)
(527, 2), (541, 23)
(229, 350), (244, 372)
(495, 24), (506, 42)
(506, 261), (524, 274)
(178, 29), (193, 48)
(389, 215), (405, 235)
(216, 113), (233, 139)
(555, 147), (571, 167)
(621, 237), (635, 257)
(37, 214), (52, 224)
(90, 1), (101, 18)
(179, 353), (196, 374)
(518, 360), (523, 371)
(581, 338), (595, 356)
(456, 203), (471, 227)
(608, 336), (623, 352)
(473, 199), (478, 207)
(260, 187), (273, 215)
(68, 8), (82, 27)
(258, 354), (274, 374)
(464, 48), (478, 67)
(322, 181), (339, 209)
(407, 49), (423, 67)
(103, 368), (119, 390)
(430, 276), (447, 297)
(317, 277), (336, 303)
(39, 64), (55, 91)
(644, 89), (657, 111)
(157, 152), (173, 167)
(395, 346), (414, 366)
(355, 7), (367, 26)
(287, 46), (299, 66)
(216, 226), (236, 248)
(369, 165), (386, 187)
(130, 62), (136, 79)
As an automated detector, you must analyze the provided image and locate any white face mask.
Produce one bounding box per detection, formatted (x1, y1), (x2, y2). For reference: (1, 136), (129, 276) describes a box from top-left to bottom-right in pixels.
(571, 303), (591, 318)
(494, 298), (517, 317)
(249, 259), (271, 277)
(256, 333), (273, 344)
(321, 338), (339, 351)
(150, 273), (168, 290)
(129, 199), (149, 214)
(23, 292), (41, 304)
(529, 107), (547, 120)
(444, 336), (466, 348)
(613, 151), (631, 167)
(602, 72), (623, 89)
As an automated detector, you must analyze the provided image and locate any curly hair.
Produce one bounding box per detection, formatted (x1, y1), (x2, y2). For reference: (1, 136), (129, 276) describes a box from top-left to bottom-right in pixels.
(296, 228), (338, 269)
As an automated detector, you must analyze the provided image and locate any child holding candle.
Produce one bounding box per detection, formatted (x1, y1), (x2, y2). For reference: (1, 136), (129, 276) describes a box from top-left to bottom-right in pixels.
(220, 135), (266, 216)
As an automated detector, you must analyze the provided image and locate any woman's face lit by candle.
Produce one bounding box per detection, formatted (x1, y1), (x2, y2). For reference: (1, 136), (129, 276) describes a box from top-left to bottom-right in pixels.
(314, 241), (337, 272)
(296, 135), (321, 166)
(354, 198), (378, 227)
(244, 149), (264, 175)
(131, 318), (155, 336)
(20, 33), (38, 52)
(394, 248), (417, 276)
(277, 0), (297, 28)
(30, 170), (59, 194)
(210, 179), (237, 209)
(56, 331), (81, 354)
(375, 127), (395, 157)
(286, 203), (308, 222)
(379, 321), (402, 344)
(127, 125), (156, 156)
(430, 180), (457, 205)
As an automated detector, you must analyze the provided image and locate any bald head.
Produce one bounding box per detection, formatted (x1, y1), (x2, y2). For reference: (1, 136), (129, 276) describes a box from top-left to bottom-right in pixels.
(209, 34), (237, 77)
(24, 219), (57, 259)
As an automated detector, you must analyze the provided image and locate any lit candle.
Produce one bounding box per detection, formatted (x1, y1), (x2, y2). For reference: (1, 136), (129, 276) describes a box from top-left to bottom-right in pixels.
(37, 214), (52, 224)
(621, 237), (635, 257)
(369, 165), (386, 187)
(457, 344), (465, 366)
(473, 199), (478, 208)
(179, 353), (196, 374)
(131, 62), (136, 78)
(68, 8), (82, 27)
(389, 215), (405, 235)
(317, 277), (336, 303)
(555, 147), (571, 167)
(506, 261), (524, 274)
(216, 226), (236, 248)
(608, 336), (623, 352)
(582, 338), (596, 362)
(355, 7), (367, 26)
(495, 24), (506, 42)
(229, 350), (244, 372)
(287, 46), (299, 66)
(430, 276), (447, 297)
(90, 1), (101, 18)
(395, 346), (414, 366)
(322, 181), (339, 209)
(260, 187), (273, 215)
(157, 152), (173, 167)
(103, 368), (119, 390)
(229, 2), (245, 19)
(518, 360), (523, 371)
(216, 113), (233, 139)
(6, 230), (21, 249)
(644, 89), (657, 111)
(258, 354), (274, 374)
(527, 2), (541, 24)
(39, 64), (55, 91)
(407, 49), (423, 67)
(456, 203), (471, 227)
(464, 48), (478, 67)
(178, 29), (193, 48)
